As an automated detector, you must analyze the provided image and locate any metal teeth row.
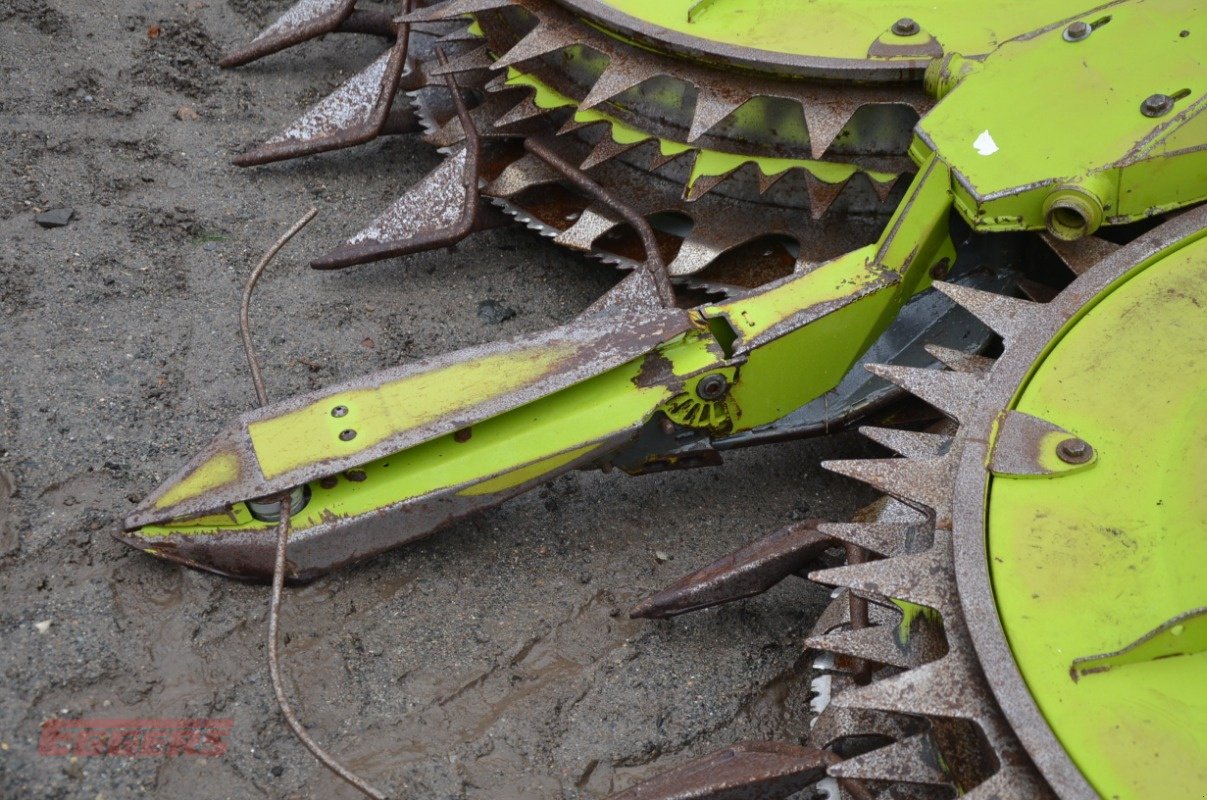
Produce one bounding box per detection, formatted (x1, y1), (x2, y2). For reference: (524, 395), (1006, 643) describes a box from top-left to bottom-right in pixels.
(225, 0), (921, 286)
(437, 0), (932, 160)
(803, 283), (1054, 798)
(480, 144), (895, 271)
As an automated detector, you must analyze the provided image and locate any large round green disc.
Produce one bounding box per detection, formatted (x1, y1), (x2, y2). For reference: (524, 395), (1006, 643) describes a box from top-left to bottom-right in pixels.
(553, 0), (1094, 78)
(987, 235), (1207, 797)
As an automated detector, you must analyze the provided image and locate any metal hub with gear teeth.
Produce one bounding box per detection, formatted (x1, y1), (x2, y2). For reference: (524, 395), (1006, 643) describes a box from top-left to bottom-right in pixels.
(800, 206), (1207, 799)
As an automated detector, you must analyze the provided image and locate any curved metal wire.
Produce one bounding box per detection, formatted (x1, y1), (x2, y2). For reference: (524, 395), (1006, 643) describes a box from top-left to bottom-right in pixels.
(241, 209), (388, 799)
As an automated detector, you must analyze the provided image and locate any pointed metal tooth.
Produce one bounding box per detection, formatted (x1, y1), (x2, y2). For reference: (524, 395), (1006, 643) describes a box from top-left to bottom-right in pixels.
(857, 426), (949, 459)
(803, 173), (848, 220)
(962, 766), (1056, 800)
(687, 88), (746, 142)
(863, 364), (982, 423)
(581, 269), (665, 317)
(802, 98), (862, 159)
(493, 95), (549, 128)
(427, 44), (495, 76)
(649, 147), (692, 172)
(815, 522), (914, 558)
(666, 235), (722, 276)
(557, 114), (603, 136)
(684, 170), (733, 202)
(805, 624), (921, 670)
(808, 545), (953, 611)
(236, 48), (397, 166)
(869, 173), (904, 204)
(923, 344), (995, 375)
(756, 168), (791, 195)
(809, 706), (920, 751)
(579, 59), (663, 111)
(822, 456), (954, 518)
(221, 0), (355, 68)
(399, 0), (513, 23)
(1040, 231), (1121, 276)
(491, 23), (568, 69)
(482, 72), (512, 94)
(311, 150), (473, 270)
(485, 153), (561, 197)
(832, 648), (996, 722)
(552, 204), (621, 251)
(810, 592), (857, 639)
(827, 735), (951, 786)
(666, 217), (756, 276)
(931, 282), (1039, 343)
(604, 741), (833, 800)
(630, 520), (831, 619)
(579, 136), (646, 170)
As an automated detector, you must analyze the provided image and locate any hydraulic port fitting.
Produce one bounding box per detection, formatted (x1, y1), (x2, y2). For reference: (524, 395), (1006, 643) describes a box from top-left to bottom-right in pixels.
(1042, 185), (1105, 241)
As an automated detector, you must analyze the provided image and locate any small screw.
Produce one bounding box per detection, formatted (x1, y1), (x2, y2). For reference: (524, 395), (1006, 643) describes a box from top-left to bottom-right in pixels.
(453, 428), (472, 443)
(930, 258), (951, 280)
(339, 429), (357, 441)
(1063, 21), (1091, 41)
(1141, 94), (1174, 117)
(345, 469), (367, 482)
(331, 405), (348, 418)
(696, 374), (728, 401)
(891, 17), (919, 36)
(1056, 437), (1094, 464)
(319, 475), (339, 489)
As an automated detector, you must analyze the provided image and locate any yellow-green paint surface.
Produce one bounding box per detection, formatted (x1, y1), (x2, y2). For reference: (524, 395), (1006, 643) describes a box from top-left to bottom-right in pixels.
(920, 0), (1207, 228)
(590, 0), (1088, 62)
(141, 355), (675, 537)
(504, 69), (896, 188)
(153, 451), (239, 510)
(987, 235), (1207, 798)
(248, 342), (582, 480)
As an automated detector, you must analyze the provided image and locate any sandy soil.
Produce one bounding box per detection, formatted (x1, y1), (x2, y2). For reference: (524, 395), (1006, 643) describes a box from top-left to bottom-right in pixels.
(0, 2), (878, 797)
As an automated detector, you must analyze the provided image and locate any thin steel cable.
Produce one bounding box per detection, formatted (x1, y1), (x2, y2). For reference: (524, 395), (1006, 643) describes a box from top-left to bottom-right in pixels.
(241, 209), (388, 799)
(268, 496), (388, 800)
(239, 207), (318, 407)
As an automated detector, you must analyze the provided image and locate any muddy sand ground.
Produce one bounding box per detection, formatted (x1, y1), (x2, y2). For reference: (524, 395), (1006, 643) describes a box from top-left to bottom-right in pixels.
(0, 2), (878, 797)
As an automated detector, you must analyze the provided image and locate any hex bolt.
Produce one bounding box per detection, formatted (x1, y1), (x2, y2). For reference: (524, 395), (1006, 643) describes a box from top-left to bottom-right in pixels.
(1063, 21), (1091, 41)
(331, 405), (349, 418)
(891, 17), (919, 36)
(1056, 437), (1094, 464)
(1141, 94), (1174, 117)
(339, 429), (357, 441)
(696, 374), (729, 401)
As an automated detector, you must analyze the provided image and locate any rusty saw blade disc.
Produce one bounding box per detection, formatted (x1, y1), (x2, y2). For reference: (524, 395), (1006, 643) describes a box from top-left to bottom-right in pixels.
(803, 207), (1207, 799)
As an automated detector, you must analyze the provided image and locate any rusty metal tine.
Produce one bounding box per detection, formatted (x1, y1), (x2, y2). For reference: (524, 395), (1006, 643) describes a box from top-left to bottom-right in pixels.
(221, 0), (360, 69)
(521, 137), (677, 308)
(604, 741), (834, 800)
(310, 46), (489, 269)
(630, 520), (834, 619)
(234, 3), (415, 167)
